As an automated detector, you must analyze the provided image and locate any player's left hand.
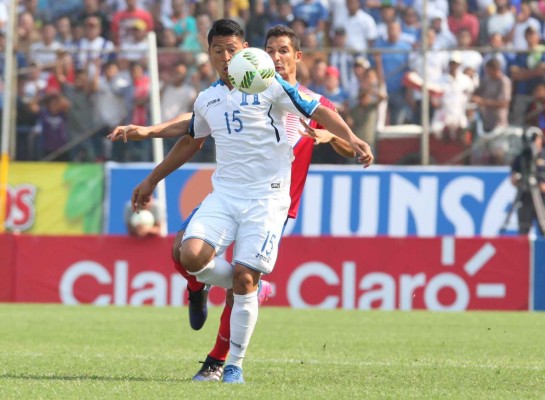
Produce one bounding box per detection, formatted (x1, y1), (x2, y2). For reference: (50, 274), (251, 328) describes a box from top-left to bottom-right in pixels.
(351, 137), (374, 168)
(131, 179), (156, 212)
(298, 118), (335, 145)
(107, 125), (152, 142)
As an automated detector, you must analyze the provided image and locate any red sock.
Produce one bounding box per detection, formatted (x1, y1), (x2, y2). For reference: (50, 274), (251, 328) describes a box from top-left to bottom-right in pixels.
(172, 260), (204, 292)
(208, 303), (232, 362)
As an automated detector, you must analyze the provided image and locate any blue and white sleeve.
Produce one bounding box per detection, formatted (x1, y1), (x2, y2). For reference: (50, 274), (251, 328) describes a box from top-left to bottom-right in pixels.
(273, 74), (320, 119)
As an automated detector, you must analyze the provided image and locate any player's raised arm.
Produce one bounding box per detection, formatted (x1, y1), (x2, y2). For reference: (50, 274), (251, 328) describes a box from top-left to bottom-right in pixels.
(132, 134), (205, 211)
(310, 105), (374, 167)
(108, 112), (193, 142)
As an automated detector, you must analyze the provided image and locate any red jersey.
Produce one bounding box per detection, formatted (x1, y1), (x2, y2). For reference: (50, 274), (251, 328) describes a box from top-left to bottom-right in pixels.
(287, 84), (336, 219)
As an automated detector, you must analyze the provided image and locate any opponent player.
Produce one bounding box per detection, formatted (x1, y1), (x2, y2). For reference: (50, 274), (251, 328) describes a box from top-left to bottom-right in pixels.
(114, 20), (373, 383)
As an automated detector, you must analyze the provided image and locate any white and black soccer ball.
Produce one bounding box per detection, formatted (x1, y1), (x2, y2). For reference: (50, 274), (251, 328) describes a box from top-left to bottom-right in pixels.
(228, 47), (276, 94)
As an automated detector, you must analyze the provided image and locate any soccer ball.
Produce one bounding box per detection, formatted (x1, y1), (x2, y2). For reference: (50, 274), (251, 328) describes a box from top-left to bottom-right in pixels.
(228, 47), (276, 94)
(130, 209), (155, 229)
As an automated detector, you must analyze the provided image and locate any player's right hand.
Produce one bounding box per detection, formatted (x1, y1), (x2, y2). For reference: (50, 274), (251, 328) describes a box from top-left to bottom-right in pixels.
(107, 125), (151, 142)
(131, 179), (156, 212)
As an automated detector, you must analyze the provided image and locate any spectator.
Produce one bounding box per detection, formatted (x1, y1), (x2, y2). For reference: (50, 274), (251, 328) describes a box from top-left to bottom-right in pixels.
(57, 67), (97, 161)
(36, 92), (71, 161)
(157, 28), (187, 81)
(349, 67), (386, 153)
(292, 0), (329, 44)
(429, 11), (457, 49)
(91, 60), (131, 161)
(400, 7), (420, 46)
(328, 27), (358, 95)
(376, 2), (400, 41)
(111, 0), (154, 46)
(307, 58), (328, 94)
(22, 63), (47, 102)
(160, 61), (197, 152)
(28, 23), (63, 69)
(246, 0), (270, 47)
(15, 77), (40, 161)
(412, 0), (449, 20)
(74, 16), (116, 77)
(267, 0), (294, 29)
(407, 27), (448, 124)
(77, 0), (111, 40)
(472, 58), (512, 135)
(190, 52), (217, 92)
(347, 56), (372, 104)
(161, 0), (197, 46)
(119, 19), (150, 63)
(17, 11), (42, 55)
(320, 66), (350, 113)
(331, 0), (378, 53)
(46, 50), (75, 94)
(456, 28), (484, 82)
(510, 26), (545, 125)
(448, 0), (480, 45)
(526, 83), (545, 133)
(374, 20), (412, 125)
(0, 31), (28, 78)
(486, 0), (516, 45)
(226, 0), (251, 24)
(181, 13), (212, 52)
(126, 62), (151, 161)
(54, 16), (75, 49)
(481, 32), (512, 76)
(528, 0), (545, 20)
(431, 51), (475, 142)
(512, 2), (541, 50)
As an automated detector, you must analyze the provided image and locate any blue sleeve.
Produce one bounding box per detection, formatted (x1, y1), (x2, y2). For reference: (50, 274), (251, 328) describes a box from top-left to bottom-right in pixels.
(275, 74), (320, 118)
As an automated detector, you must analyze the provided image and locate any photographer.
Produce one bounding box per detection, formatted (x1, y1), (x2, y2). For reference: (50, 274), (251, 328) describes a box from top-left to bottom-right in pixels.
(510, 128), (545, 235)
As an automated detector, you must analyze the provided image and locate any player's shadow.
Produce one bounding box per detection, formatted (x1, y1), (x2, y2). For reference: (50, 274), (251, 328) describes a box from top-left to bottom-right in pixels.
(0, 372), (188, 382)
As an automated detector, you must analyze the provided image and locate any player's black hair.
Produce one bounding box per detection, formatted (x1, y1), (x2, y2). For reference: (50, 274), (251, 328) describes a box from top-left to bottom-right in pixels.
(207, 19), (245, 46)
(265, 25), (301, 52)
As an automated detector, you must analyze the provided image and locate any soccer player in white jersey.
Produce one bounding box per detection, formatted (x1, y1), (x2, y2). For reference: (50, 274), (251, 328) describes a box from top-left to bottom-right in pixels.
(121, 19), (372, 383)
(110, 24), (358, 382)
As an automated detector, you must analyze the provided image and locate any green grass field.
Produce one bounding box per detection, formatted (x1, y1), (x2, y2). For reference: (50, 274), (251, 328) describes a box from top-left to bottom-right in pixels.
(1, 305), (544, 399)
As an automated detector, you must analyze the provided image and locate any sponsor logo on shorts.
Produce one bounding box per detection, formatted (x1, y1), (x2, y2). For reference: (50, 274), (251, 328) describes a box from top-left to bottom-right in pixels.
(255, 253), (271, 263)
(271, 182), (280, 189)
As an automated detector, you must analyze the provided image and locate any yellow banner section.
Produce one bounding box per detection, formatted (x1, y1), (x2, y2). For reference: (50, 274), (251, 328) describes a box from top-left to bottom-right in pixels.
(8, 163), (103, 235)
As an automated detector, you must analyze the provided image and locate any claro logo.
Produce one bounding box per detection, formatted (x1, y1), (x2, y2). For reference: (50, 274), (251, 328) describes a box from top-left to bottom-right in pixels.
(287, 239), (505, 311)
(59, 260), (189, 306)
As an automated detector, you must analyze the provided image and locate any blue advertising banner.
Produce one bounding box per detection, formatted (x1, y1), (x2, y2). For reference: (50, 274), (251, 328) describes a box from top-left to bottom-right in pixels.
(532, 238), (545, 311)
(105, 163), (519, 237)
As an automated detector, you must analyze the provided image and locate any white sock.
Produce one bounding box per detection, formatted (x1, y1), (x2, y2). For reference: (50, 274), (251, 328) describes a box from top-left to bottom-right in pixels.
(225, 292), (259, 368)
(189, 257), (233, 289)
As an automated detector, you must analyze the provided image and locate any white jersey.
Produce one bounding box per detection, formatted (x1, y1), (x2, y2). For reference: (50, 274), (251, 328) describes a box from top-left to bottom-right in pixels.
(190, 75), (319, 200)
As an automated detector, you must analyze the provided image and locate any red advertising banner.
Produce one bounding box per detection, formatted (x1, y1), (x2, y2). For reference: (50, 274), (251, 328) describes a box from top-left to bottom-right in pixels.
(270, 237), (529, 311)
(4, 235), (530, 310)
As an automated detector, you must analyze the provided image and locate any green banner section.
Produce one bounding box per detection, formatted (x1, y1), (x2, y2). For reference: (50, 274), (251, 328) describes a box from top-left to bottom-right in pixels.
(8, 163), (103, 234)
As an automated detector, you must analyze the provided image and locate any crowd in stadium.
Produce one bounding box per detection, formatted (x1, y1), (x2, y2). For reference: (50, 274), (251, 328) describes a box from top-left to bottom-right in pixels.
(0, 0), (544, 164)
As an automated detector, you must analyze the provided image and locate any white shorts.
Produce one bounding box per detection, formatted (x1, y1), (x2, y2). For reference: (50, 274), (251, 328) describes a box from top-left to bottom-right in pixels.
(182, 191), (290, 274)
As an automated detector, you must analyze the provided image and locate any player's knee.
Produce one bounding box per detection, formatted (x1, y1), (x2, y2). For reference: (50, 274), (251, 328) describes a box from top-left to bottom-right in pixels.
(179, 239), (212, 272)
(232, 266), (260, 295)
